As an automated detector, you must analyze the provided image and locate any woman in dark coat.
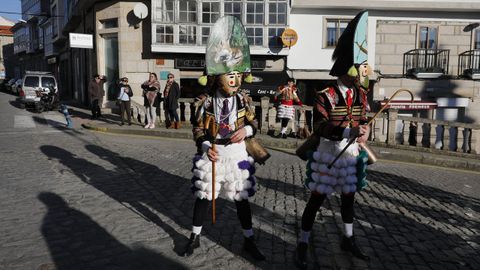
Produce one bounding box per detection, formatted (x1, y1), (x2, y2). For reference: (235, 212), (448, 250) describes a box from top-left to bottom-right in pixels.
(163, 73), (181, 129)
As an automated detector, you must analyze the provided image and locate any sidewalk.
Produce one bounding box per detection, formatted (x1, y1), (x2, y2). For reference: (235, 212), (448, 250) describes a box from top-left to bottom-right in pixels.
(72, 106), (480, 172)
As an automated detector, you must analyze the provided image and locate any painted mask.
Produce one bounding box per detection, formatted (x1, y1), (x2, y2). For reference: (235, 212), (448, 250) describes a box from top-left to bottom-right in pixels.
(218, 71), (243, 96)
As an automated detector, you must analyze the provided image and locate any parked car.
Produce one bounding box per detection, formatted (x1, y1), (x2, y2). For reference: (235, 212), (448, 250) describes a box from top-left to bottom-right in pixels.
(21, 71), (58, 111)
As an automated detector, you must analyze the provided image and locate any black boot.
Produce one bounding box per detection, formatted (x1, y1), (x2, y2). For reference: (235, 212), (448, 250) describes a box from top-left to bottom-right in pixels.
(340, 236), (369, 261)
(243, 236), (266, 261)
(181, 233), (200, 257)
(294, 242), (308, 269)
(282, 133), (287, 139)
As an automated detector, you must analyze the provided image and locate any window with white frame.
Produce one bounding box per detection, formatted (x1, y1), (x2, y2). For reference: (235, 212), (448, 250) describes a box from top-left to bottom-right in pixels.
(201, 26), (211, 44)
(179, 25), (197, 44)
(268, 27), (284, 47)
(156, 25), (174, 44)
(246, 0), (264, 25)
(202, 1), (220, 24)
(224, 0), (242, 20)
(152, 0), (289, 48)
(156, 0), (175, 22)
(268, 1), (287, 25)
(418, 26), (438, 49)
(179, 0), (197, 23)
(325, 19), (349, 48)
(246, 27), (263, 46)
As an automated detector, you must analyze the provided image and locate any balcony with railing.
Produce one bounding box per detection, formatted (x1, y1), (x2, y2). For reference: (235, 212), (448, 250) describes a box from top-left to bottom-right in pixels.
(458, 49), (480, 80)
(403, 49), (450, 79)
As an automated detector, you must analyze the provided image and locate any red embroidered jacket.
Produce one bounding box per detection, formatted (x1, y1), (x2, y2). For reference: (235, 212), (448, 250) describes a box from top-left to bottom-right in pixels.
(313, 84), (369, 141)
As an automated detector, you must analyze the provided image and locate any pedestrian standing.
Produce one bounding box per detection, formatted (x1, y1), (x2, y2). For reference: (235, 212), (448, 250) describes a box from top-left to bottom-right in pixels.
(294, 11), (371, 269)
(141, 73), (160, 129)
(275, 78), (303, 139)
(163, 73), (181, 129)
(88, 74), (106, 119)
(117, 77), (133, 126)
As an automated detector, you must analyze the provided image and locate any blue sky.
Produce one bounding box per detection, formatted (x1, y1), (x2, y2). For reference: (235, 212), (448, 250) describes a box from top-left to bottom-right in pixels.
(0, 0), (21, 22)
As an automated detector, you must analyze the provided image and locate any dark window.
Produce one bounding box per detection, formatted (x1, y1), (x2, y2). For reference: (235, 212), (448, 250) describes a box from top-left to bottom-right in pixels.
(246, 1), (264, 24)
(179, 25), (197, 45)
(179, 0), (197, 23)
(224, 1), (242, 20)
(24, 76), (39, 87)
(202, 2), (220, 23)
(202, 27), (211, 45)
(326, 19), (349, 47)
(102, 18), (118, 29)
(156, 25), (174, 44)
(247, 27), (263, 46)
(269, 1), (287, 25)
(41, 77), (56, 88)
(419, 26), (438, 49)
(475, 30), (480, 49)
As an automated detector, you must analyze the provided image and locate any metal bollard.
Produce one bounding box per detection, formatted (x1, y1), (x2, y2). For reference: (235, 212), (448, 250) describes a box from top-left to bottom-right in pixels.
(60, 104), (73, 128)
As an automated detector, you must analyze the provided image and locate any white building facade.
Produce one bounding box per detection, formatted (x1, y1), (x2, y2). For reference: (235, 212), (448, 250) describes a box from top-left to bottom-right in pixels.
(288, 0), (480, 124)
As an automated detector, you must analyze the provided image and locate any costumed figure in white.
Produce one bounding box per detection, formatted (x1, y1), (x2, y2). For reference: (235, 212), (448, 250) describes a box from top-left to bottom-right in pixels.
(275, 78), (303, 138)
(294, 11), (372, 269)
(180, 16), (266, 261)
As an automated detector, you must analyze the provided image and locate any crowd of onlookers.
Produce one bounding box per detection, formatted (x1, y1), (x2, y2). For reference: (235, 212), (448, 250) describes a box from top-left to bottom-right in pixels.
(88, 73), (180, 128)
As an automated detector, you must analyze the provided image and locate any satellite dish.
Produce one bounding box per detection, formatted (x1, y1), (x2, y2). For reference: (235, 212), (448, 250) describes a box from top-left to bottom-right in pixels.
(463, 23), (479, 32)
(133, 3), (148, 20)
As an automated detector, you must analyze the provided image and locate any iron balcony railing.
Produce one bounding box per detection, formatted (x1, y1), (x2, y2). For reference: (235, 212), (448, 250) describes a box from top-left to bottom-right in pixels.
(403, 49), (450, 77)
(458, 49), (480, 79)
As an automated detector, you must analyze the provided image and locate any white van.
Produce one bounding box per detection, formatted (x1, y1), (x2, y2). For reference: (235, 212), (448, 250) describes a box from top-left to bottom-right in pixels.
(21, 71), (58, 109)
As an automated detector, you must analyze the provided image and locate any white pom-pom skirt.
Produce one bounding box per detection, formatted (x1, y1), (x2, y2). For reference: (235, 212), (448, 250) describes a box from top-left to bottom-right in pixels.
(191, 141), (257, 202)
(307, 138), (359, 195)
(277, 104), (295, 119)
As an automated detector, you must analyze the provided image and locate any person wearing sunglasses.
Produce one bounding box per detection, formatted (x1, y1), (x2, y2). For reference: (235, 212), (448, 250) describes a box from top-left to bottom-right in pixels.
(163, 73), (181, 129)
(141, 73), (161, 129)
(117, 77), (133, 126)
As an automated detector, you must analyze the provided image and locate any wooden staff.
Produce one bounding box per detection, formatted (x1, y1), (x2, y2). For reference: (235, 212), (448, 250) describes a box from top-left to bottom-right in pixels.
(211, 123), (217, 224)
(327, 89), (414, 168)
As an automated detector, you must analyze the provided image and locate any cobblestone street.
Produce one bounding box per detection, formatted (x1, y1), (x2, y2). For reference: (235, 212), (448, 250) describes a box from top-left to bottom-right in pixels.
(0, 93), (479, 270)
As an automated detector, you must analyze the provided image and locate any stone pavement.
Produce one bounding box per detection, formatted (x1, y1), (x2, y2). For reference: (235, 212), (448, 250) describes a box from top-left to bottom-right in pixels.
(79, 107), (480, 172)
(0, 92), (479, 269)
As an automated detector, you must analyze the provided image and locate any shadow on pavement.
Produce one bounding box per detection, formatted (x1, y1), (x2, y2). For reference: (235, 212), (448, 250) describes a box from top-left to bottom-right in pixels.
(38, 191), (188, 270)
(40, 145), (296, 269)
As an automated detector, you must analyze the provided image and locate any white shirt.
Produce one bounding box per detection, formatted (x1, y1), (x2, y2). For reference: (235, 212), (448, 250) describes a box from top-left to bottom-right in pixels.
(337, 79), (353, 139)
(201, 91), (254, 152)
(118, 86), (130, 101)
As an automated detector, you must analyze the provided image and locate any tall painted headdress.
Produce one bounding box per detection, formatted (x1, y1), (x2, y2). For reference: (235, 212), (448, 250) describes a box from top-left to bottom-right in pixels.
(199, 16), (252, 85)
(330, 11), (369, 77)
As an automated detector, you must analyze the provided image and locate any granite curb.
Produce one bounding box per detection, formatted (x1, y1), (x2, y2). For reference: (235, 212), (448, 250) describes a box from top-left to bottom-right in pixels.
(81, 122), (480, 172)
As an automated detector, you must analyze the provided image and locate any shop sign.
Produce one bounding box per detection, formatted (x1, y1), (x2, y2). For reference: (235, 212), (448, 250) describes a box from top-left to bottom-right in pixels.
(380, 101), (437, 110)
(69, 33), (93, 49)
(281, 28), (298, 47)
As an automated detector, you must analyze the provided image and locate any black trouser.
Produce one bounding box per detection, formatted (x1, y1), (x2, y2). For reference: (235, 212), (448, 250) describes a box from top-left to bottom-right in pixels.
(192, 198), (252, 230)
(119, 100), (131, 124)
(280, 118), (289, 132)
(168, 108), (179, 122)
(91, 99), (101, 118)
(301, 193), (355, 231)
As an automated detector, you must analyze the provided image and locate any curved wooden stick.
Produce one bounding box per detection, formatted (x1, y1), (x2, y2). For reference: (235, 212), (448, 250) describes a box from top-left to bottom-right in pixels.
(327, 89), (414, 168)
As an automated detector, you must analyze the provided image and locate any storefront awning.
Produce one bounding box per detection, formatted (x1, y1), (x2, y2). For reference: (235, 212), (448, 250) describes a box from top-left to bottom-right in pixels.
(239, 71), (289, 97)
